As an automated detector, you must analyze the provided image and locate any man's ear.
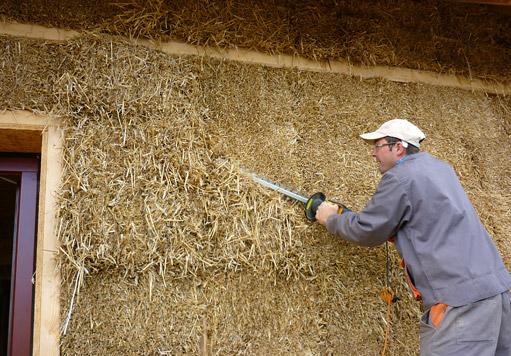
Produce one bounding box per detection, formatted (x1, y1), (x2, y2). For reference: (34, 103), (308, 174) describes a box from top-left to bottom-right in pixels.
(397, 142), (406, 155)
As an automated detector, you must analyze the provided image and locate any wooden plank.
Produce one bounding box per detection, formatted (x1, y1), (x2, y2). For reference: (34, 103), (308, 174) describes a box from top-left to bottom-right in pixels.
(32, 251), (60, 356)
(0, 110), (55, 130)
(0, 22), (78, 41)
(38, 126), (62, 253)
(33, 125), (62, 356)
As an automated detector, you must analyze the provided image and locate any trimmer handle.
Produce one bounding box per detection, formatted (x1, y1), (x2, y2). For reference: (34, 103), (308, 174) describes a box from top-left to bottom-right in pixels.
(305, 192), (326, 221)
(305, 192), (349, 221)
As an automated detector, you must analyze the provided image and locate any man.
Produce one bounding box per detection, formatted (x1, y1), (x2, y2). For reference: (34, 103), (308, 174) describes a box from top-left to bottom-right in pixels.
(316, 118), (511, 355)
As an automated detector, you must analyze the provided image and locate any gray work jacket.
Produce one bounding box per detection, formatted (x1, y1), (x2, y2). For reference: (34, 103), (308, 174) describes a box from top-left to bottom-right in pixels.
(326, 152), (511, 309)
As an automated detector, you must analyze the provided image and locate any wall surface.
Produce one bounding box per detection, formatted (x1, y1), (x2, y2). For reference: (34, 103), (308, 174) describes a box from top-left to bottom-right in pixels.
(0, 16), (510, 356)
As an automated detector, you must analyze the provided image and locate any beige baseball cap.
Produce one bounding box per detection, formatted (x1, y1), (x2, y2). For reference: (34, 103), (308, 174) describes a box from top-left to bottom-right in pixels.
(360, 119), (426, 148)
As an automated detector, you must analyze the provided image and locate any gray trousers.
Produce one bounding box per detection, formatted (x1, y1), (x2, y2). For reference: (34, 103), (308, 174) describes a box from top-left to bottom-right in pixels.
(420, 291), (511, 356)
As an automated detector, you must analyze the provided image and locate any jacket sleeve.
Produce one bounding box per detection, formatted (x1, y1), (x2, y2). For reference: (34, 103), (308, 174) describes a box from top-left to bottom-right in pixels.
(326, 172), (412, 247)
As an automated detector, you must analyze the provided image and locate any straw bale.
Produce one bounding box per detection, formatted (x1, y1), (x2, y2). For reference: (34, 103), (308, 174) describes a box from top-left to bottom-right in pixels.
(18, 36), (311, 281)
(61, 264), (419, 355)
(1, 0), (510, 81)
(1, 34), (510, 355)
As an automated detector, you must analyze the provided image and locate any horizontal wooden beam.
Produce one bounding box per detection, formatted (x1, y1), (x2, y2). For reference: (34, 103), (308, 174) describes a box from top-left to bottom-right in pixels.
(0, 110), (57, 131)
(0, 21), (78, 41)
(1, 21), (510, 96)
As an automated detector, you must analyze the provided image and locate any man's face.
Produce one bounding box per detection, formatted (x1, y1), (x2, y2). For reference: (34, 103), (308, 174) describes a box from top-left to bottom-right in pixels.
(372, 138), (400, 174)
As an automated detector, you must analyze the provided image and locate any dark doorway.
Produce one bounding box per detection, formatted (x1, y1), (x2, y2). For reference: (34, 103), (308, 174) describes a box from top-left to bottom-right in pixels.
(0, 173), (18, 355)
(0, 157), (39, 356)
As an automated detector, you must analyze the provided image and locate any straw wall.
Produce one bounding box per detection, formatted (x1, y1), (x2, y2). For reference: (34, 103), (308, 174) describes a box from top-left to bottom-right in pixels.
(1, 33), (510, 355)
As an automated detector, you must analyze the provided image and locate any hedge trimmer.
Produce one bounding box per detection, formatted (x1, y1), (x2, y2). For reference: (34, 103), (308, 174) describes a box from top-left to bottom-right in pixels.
(250, 173), (348, 221)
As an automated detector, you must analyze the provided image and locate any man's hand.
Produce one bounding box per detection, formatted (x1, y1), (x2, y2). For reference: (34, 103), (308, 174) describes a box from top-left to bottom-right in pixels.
(316, 201), (339, 226)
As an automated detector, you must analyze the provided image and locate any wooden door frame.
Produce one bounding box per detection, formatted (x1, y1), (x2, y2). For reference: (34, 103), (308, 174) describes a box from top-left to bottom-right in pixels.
(0, 110), (62, 356)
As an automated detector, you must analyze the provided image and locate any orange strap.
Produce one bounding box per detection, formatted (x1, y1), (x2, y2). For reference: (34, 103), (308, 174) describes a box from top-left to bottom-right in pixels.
(400, 259), (422, 301)
(430, 303), (448, 328)
(387, 238), (422, 301)
(380, 296), (392, 356)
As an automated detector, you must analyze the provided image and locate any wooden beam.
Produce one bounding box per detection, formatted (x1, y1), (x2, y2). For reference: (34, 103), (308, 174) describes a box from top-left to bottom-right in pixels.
(32, 122), (62, 356)
(0, 110), (57, 131)
(0, 21), (510, 96)
(0, 22), (78, 41)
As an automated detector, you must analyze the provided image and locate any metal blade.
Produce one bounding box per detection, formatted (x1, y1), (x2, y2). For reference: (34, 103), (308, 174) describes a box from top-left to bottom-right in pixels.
(250, 174), (308, 204)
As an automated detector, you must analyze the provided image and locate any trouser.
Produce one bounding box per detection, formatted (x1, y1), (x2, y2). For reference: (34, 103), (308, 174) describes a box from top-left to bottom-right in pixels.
(420, 291), (511, 356)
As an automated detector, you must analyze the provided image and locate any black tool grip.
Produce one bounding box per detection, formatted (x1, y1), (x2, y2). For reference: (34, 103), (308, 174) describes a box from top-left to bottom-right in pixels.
(305, 194), (351, 221)
(305, 192), (326, 221)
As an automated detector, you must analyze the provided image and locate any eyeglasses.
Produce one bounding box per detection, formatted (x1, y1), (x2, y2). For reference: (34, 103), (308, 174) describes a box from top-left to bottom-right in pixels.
(373, 143), (396, 151)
